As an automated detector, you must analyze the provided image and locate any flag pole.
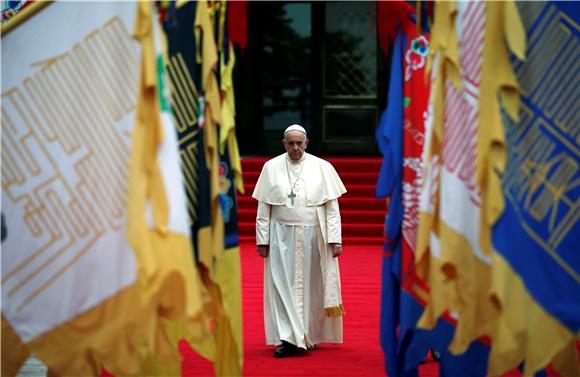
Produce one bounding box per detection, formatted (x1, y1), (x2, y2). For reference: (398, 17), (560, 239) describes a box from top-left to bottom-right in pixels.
(1, 1), (53, 36)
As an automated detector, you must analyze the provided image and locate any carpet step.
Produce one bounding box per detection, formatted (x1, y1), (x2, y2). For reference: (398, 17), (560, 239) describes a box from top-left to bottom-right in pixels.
(322, 157), (382, 173)
(240, 171), (380, 186)
(242, 183), (379, 197)
(344, 223), (384, 237)
(341, 236), (385, 245)
(330, 197), (387, 211)
(239, 235), (385, 245)
(238, 222), (384, 238)
(237, 196), (386, 211)
(341, 210), (386, 223)
(238, 156), (386, 245)
(241, 156), (382, 174)
(344, 184), (379, 197)
(237, 208), (386, 223)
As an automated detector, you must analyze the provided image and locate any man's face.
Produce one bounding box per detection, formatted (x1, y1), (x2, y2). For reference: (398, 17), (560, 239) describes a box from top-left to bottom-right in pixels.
(283, 131), (308, 161)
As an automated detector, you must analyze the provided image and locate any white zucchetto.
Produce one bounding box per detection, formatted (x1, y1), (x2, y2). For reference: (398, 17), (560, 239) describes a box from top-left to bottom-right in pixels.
(284, 124), (307, 136)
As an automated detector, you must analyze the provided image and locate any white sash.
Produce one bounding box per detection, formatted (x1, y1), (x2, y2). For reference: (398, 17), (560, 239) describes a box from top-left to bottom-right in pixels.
(271, 206), (319, 226)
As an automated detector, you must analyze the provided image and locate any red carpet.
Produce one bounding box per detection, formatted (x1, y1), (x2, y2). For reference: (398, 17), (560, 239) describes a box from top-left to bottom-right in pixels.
(94, 155), (564, 376)
(181, 243), (441, 377)
(178, 156), (543, 376)
(177, 156), (437, 376)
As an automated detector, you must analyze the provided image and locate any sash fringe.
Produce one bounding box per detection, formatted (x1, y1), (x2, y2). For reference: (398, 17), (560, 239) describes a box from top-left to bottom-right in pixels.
(324, 304), (345, 318)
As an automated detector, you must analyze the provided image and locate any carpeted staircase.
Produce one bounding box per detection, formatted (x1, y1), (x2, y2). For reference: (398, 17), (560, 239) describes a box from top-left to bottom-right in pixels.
(238, 156), (387, 245)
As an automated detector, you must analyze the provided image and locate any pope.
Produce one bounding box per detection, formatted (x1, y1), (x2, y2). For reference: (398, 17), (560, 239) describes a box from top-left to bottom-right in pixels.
(252, 124), (347, 358)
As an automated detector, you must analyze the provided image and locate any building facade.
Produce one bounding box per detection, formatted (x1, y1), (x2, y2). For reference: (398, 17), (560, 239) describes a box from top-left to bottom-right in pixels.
(235, 1), (389, 156)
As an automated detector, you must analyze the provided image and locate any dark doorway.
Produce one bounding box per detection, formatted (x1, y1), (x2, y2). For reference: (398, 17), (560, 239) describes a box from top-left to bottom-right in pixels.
(235, 1), (386, 156)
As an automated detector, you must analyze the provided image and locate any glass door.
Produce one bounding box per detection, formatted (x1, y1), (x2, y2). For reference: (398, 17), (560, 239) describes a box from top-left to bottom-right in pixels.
(236, 1), (384, 156)
(319, 1), (381, 155)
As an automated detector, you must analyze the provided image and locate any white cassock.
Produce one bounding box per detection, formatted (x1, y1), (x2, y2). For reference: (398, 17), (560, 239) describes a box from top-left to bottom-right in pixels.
(252, 152), (347, 349)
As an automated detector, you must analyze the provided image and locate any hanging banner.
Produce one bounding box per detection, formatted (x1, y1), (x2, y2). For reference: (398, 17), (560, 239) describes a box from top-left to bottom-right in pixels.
(3, 2), (208, 375)
(2, 0), (139, 346)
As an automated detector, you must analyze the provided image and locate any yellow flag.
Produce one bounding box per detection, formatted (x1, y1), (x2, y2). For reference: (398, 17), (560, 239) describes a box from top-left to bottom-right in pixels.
(488, 2), (579, 376)
(1, 2), (204, 376)
(416, 0), (525, 356)
(151, 1), (244, 375)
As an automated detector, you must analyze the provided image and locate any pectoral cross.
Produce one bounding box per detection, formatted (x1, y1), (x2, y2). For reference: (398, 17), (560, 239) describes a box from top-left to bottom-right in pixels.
(288, 190), (296, 205)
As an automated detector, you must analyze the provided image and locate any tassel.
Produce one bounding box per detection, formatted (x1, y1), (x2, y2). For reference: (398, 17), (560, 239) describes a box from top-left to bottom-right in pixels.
(324, 304), (345, 318)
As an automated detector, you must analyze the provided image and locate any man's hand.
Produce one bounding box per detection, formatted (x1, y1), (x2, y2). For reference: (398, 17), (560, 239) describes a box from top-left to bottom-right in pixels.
(257, 245), (270, 258)
(329, 243), (342, 258)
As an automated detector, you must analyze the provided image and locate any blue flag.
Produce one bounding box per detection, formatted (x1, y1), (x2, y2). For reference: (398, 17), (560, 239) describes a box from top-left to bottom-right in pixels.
(376, 28), (412, 377)
(490, 2), (580, 376)
(377, 24), (491, 377)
